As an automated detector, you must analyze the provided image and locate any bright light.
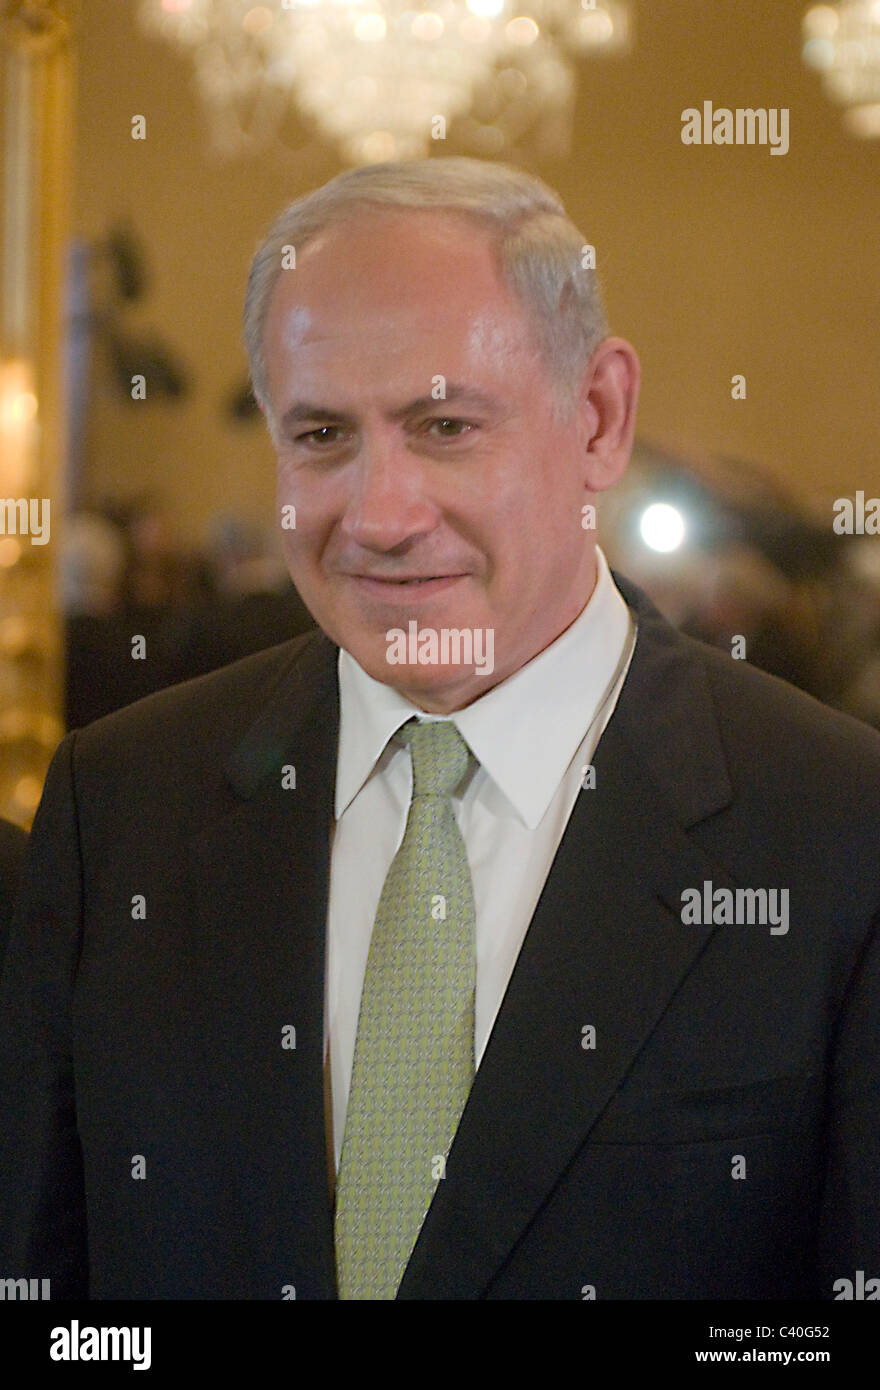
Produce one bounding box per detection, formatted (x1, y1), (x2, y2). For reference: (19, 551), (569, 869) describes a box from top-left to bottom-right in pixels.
(242, 7), (274, 34)
(354, 13), (386, 39)
(639, 503), (686, 553)
(803, 5), (840, 40)
(845, 101), (880, 135)
(802, 36), (835, 69)
(359, 130), (398, 160)
(460, 16), (492, 41)
(13, 775), (43, 814)
(0, 538), (21, 568)
(576, 10), (614, 43)
(505, 16), (539, 44)
(411, 12), (444, 39)
(0, 389), (37, 427)
(141, 0), (629, 160)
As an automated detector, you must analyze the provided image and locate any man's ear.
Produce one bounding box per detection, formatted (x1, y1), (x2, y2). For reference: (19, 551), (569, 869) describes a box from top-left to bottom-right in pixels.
(578, 337), (640, 493)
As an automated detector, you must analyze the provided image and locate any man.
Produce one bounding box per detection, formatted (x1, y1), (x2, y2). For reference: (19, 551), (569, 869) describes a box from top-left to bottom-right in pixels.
(1, 157), (878, 1299)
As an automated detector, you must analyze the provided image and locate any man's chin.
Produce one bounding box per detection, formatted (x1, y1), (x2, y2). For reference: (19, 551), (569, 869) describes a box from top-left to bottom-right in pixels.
(355, 654), (471, 689)
(347, 646), (488, 699)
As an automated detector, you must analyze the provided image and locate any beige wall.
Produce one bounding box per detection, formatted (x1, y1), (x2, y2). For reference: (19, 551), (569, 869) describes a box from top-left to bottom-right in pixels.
(74, 0), (879, 543)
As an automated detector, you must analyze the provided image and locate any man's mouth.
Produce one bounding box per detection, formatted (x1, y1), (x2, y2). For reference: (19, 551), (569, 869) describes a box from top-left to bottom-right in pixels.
(378, 576), (449, 584)
(349, 573), (467, 596)
(354, 574), (463, 583)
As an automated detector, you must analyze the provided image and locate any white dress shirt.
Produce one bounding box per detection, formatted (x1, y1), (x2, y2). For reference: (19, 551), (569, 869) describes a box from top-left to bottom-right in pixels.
(325, 545), (637, 1171)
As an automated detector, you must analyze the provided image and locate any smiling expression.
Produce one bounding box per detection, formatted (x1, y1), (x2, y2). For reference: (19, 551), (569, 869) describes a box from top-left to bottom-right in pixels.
(262, 206), (629, 712)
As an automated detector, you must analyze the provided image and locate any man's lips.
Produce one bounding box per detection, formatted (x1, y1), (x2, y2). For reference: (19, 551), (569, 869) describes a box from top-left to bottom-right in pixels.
(347, 573), (468, 598)
(352, 573), (464, 582)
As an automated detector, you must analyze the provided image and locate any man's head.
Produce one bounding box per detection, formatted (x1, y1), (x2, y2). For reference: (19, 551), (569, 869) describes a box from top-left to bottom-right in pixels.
(244, 157), (639, 713)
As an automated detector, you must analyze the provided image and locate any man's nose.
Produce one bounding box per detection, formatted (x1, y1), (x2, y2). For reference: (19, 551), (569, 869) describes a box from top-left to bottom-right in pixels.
(339, 436), (440, 550)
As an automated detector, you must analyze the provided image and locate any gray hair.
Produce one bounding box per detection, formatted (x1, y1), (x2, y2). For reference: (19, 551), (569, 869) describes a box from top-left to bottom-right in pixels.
(243, 156), (609, 430)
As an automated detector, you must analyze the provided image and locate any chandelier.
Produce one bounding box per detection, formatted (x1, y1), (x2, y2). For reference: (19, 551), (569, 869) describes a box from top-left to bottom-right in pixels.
(138, 0), (630, 164)
(802, 1), (880, 136)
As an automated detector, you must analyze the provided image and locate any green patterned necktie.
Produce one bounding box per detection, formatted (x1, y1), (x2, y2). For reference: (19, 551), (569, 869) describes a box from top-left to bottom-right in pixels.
(334, 716), (477, 1300)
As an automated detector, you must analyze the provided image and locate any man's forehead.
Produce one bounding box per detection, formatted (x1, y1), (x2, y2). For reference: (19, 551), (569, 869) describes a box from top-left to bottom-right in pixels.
(270, 292), (527, 361)
(263, 209), (539, 393)
(280, 304), (313, 352)
(267, 207), (510, 323)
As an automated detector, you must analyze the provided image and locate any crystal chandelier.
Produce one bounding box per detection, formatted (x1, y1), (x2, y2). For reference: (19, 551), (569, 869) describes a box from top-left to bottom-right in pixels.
(138, 0), (630, 163)
(802, 1), (880, 136)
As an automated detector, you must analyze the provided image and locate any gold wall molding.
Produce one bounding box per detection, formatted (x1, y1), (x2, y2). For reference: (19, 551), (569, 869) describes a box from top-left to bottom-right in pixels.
(0, 0), (75, 825)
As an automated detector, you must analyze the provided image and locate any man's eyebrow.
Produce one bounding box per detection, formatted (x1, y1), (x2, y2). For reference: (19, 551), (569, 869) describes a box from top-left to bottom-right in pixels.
(279, 402), (355, 431)
(387, 385), (502, 421)
(278, 384), (502, 435)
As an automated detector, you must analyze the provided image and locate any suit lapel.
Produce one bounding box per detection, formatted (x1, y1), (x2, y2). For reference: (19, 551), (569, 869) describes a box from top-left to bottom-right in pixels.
(188, 629), (340, 1297)
(397, 575), (741, 1299)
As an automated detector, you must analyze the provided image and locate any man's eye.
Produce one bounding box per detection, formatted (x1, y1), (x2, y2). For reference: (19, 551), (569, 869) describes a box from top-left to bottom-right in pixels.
(292, 419), (474, 446)
(425, 418), (473, 438)
(296, 426), (345, 445)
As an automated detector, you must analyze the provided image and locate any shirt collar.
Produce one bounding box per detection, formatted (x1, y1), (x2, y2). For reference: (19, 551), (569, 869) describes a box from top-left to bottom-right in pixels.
(335, 545), (634, 828)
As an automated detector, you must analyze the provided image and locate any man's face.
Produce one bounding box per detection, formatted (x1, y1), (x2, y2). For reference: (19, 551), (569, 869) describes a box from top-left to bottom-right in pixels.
(263, 206), (614, 712)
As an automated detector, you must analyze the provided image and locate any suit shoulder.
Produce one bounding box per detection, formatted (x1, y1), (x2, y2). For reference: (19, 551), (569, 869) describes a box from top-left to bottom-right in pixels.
(72, 629), (330, 776)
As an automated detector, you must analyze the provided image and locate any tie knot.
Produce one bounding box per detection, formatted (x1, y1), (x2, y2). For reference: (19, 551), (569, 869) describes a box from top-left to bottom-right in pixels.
(396, 717), (471, 798)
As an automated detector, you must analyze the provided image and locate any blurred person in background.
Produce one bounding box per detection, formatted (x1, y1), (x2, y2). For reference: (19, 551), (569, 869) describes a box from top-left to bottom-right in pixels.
(62, 503), (313, 726)
(61, 505), (196, 728)
(677, 543), (822, 697)
(61, 510), (145, 729)
(170, 515), (315, 675)
(118, 495), (212, 614)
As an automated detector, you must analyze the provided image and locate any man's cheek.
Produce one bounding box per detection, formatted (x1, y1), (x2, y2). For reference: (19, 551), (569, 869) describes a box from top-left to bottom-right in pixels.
(279, 539), (319, 598)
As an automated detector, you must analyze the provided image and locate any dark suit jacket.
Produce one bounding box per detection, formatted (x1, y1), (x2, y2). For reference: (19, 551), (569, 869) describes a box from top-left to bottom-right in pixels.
(0, 818), (27, 978)
(1, 573), (879, 1299)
